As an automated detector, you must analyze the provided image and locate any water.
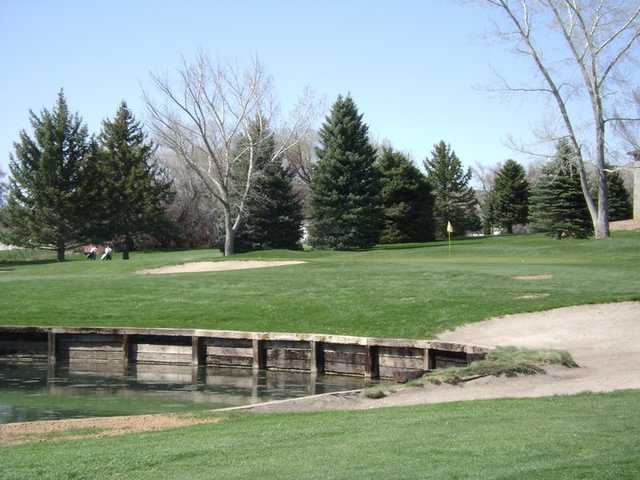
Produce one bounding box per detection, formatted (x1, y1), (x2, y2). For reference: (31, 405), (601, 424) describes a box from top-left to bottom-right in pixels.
(0, 362), (366, 424)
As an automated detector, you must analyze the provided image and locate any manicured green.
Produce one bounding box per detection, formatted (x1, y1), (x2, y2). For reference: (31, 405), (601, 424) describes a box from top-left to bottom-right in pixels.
(2, 391), (639, 479)
(1, 232), (639, 338)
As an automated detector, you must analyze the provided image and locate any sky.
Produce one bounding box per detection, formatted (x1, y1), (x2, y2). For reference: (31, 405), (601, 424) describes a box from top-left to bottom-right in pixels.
(0, 1), (574, 180)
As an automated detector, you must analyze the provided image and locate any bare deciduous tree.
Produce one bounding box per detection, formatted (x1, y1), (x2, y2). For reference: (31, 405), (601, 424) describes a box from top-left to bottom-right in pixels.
(145, 54), (314, 255)
(483, 0), (640, 238)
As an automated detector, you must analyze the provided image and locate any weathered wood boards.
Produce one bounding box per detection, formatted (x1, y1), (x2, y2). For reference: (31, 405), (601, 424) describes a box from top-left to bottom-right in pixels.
(0, 326), (490, 379)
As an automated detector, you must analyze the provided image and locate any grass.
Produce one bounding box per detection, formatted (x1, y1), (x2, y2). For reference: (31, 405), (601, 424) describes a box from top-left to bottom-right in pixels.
(364, 346), (577, 398)
(420, 346), (578, 385)
(0, 390), (638, 479)
(1, 232), (639, 338)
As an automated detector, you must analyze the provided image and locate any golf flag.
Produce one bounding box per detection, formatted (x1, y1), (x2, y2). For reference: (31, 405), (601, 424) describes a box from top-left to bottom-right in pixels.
(446, 221), (453, 233)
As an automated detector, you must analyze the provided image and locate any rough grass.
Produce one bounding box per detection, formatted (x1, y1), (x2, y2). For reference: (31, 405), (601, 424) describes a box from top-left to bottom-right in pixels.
(1, 233), (639, 339)
(1, 391), (639, 479)
(363, 347), (577, 398)
(420, 346), (577, 386)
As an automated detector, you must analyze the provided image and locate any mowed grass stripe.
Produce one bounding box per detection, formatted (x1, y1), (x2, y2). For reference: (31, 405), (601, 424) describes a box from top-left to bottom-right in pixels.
(1, 232), (639, 338)
(1, 391), (638, 479)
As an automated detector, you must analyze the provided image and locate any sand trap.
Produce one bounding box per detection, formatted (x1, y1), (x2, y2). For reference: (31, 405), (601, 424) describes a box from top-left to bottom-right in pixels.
(138, 260), (306, 275)
(610, 219), (640, 231)
(512, 273), (553, 281)
(247, 301), (640, 414)
(0, 414), (221, 445)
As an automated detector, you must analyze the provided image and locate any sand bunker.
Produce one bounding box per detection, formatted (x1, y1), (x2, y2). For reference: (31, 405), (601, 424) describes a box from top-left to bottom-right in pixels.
(0, 414), (221, 445)
(512, 273), (553, 281)
(246, 301), (640, 414)
(138, 260), (306, 275)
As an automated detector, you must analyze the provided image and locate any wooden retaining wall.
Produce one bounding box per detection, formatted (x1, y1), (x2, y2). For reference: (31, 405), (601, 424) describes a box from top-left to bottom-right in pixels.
(0, 326), (490, 379)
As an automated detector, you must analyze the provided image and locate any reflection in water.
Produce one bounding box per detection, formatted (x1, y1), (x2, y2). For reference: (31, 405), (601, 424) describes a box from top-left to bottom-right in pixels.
(0, 362), (366, 424)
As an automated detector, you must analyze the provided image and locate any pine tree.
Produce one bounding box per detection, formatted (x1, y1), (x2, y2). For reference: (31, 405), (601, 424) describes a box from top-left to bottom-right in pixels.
(493, 159), (529, 233)
(310, 95), (383, 249)
(423, 141), (478, 238)
(239, 160), (304, 250)
(605, 169), (632, 221)
(529, 140), (593, 238)
(480, 189), (498, 235)
(96, 101), (173, 259)
(2, 91), (92, 261)
(377, 146), (434, 243)
(234, 124), (304, 250)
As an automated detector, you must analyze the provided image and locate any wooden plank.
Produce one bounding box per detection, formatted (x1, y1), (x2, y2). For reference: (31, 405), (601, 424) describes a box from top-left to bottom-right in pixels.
(378, 366), (425, 379)
(205, 346), (253, 357)
(122, 335), (129, 364)
(324, 362), (365, 375)
(323, 343), (366, 354)
(192, 336), (201, 366)
(310, 341), (324, 374)
(265, 340), (311, 350)
(266, 348), (311, 361)
(378, 346), (423, 358)
(252, 339), (266, 370)
(202, 337), (253, 348)
(47, 332), (56, 366)
(378, 356), (424, 369)
(131, 344), (192, 354)
(266, 358), (310, 371)
(133, 352), (192, 364)
(363, 346), (379, 379)
(58, 334), (121, 343)
(323, 350), (366, 365)
(206, 355), (254, 367)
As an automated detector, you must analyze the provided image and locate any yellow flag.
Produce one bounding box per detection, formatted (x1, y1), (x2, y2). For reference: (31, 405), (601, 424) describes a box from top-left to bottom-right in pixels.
(447, 221), (454, 233)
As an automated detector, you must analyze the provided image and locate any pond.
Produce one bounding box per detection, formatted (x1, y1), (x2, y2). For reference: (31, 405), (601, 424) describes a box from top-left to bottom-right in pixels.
(0, 362), (366, 424)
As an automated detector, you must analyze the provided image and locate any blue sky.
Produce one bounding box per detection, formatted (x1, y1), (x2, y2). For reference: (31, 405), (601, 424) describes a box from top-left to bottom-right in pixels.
(1, 1), (555, 178)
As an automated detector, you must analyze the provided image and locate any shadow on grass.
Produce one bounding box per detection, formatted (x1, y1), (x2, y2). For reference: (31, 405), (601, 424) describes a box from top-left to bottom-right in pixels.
(0, 258), (59, 267)
(373, 236), (488, 251)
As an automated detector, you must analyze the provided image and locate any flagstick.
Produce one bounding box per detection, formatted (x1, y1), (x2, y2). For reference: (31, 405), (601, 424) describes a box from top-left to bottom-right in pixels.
(448, 231), (451, 257)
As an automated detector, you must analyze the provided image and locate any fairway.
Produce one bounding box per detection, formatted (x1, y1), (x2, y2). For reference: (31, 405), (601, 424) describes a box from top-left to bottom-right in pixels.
(1, 233), (639, 338)
(1, 390), (638, 479)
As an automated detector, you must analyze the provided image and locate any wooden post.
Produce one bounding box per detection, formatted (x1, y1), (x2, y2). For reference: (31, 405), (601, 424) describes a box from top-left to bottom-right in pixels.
(309, 341), (324, 374)
(252, 339), (266, 370)
(122, 335), (130, 364)
(47, 332), (56, 366)
(364, 345), (379, 379)
(192, 336), (202, 366)
(423, 348), (434, 371)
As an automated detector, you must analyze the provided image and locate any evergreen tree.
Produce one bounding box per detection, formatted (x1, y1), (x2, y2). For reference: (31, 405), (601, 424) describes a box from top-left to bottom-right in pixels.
(480, 189), (498, 235)
(234, 124), (304, 250)
(423, 141), (479, 238)
(310, 95), (383, 249)
(377, 146), (434, 243)
(2, 91), (92, 261)
(529, 140), (593, 238)
(96, 101), (173, 259)
(605, 169), (632, 221)
(239, 160), (304, 250)
(493, 159), (529, 233)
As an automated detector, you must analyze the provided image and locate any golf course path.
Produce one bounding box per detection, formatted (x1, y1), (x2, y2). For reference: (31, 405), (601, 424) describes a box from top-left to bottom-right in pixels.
(250, 301), (640, 413)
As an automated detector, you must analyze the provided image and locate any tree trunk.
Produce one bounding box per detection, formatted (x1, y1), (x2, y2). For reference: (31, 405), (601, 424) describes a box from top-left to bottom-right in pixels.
(594, 119), (610, 240)
(223, 209), (235, 257)
(56, 243), (65, 262)
(122, 234), (131, 260)
(506, 224), (513, 234)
